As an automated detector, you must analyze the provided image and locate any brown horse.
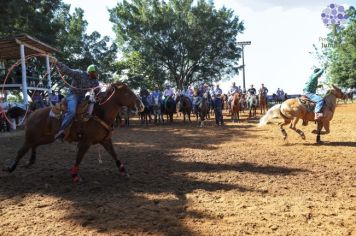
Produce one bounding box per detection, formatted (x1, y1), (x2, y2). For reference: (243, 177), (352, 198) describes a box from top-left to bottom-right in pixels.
(259, 85), (346, 143)
(230, 93), (240, 122)
(176, 95), (192, 123)
(258, 91), (268, 114)
(3, 82), (144, 181)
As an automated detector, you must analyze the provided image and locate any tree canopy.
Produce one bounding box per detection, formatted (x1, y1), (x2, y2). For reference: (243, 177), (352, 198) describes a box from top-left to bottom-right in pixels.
(0, 0), (117, 85)
(110, 0), (244, 89)
(327, 7), (356, 88)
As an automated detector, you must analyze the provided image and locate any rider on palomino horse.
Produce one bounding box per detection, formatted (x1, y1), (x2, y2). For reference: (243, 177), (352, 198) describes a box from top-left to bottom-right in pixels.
(303, 68), (324, 120)
(53, 59), (99, 140)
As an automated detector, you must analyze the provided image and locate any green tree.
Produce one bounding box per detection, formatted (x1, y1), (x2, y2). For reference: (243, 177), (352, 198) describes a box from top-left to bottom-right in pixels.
(0, 1), (117, 85)
(327, 7), (356, 88)
(110, 0), (244, 89)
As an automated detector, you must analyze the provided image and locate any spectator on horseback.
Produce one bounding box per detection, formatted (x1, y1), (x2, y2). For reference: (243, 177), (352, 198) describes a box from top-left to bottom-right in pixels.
(151, 84), (162, 104)
(247, 84), (257, 96)
(214, 84), (223, 97)
(163, 84), (175, 108)
(259, 83), (268, 97)
(303, 68), (325, 120)
(192, 85), (202, 113)
(52, 59), (99, 140)
(182, 85), (193, 103)
(228, 82), (239, 96)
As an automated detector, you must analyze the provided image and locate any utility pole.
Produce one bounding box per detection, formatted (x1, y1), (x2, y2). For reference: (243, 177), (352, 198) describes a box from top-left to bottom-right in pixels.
(237, 41), (251, 92)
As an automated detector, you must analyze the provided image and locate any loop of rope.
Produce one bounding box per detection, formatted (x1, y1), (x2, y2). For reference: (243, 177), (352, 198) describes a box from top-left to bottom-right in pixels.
(1, 53), (107, 128)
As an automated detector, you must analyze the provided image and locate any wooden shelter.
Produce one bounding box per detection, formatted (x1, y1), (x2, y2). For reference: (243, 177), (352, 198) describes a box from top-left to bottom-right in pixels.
(0, 34), (60, 105)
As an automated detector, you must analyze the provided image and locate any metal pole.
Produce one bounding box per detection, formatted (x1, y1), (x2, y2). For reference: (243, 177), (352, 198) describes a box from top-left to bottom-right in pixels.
(242, 45), (246, 92)
(46, 55), (52, 94)
(20, 44), (28, 105)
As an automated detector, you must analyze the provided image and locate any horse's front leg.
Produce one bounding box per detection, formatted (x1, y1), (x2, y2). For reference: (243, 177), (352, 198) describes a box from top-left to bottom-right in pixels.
(71, 142), (91, 182)
(289, 118), (305, 140)
(100, 139), (128, 177)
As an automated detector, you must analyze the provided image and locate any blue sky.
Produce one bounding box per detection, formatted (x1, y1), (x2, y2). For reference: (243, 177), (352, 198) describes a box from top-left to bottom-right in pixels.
(63, 0), (354, 94)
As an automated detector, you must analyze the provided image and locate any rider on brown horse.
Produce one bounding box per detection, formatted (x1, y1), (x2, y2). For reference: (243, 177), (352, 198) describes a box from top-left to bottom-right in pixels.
(53, 59), (99, 140)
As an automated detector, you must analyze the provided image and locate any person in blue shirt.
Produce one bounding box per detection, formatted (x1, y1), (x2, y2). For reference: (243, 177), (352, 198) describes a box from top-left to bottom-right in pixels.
(150, 84), (162, 104)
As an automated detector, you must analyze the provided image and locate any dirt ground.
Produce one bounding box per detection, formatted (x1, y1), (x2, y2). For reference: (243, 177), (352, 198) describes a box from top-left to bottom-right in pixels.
(0, 103), (355, 236)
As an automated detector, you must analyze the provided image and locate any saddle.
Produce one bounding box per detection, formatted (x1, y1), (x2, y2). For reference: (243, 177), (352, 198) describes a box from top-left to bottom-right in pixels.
(49, 99), (94, 142)
(50, 99), (90, 122)
(297, 96), (316, 113)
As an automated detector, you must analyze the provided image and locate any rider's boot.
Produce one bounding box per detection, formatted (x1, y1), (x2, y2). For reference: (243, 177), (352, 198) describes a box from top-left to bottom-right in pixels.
(314, 112), (324, 121)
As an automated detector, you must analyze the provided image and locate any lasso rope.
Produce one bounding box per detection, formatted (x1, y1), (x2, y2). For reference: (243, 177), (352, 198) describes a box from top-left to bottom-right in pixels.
(1, 53), (110, 127)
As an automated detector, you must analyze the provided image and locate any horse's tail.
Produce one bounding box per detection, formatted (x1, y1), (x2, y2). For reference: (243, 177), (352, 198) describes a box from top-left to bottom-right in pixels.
(259, 104), (281, 126)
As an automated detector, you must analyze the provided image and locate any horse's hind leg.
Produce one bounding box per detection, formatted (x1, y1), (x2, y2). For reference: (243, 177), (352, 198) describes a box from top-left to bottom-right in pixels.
(278, 119), (291, 140)
(100, 139), (127, 177)
(25, 146), (38, 167)
(4, 142), (32, 172)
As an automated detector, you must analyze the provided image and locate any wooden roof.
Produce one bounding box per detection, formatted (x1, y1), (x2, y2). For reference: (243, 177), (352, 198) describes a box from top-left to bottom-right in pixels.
(0, 34), (60, 60)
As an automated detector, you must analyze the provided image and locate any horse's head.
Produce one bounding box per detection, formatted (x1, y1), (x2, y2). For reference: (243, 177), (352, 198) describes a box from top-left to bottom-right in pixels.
(111, 82), (144, 113)
(329, 85), (347, 99)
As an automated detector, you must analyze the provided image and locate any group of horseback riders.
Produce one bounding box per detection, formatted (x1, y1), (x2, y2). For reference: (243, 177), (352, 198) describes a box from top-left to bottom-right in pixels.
(49, 56), (328, 140)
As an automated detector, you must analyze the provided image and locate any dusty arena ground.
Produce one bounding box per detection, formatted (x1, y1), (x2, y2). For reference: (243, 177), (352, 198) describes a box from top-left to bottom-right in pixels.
(0, 103), (355, 236)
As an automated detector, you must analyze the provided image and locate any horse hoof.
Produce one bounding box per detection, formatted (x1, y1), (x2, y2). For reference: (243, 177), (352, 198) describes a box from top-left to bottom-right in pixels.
(72, 175), (82, 182)
(3, 166), (13, 173)
(24, 161), (35, 168)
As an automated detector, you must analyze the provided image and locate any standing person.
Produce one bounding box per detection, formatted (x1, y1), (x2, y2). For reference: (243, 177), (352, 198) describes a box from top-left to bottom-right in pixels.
(213, 92), (224, 126)
(303, 68), (325, 120)
(52, 59), (100, 140)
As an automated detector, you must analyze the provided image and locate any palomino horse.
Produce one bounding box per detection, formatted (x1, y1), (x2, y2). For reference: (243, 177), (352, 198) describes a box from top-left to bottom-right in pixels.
(258, 91), (268, 114)
(176, 95), (192, 123)
(4, 82), (144, 181)
(259, 85), (346, 143)
(231, 93), (240, 122)
(247, 94), (258, 118)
